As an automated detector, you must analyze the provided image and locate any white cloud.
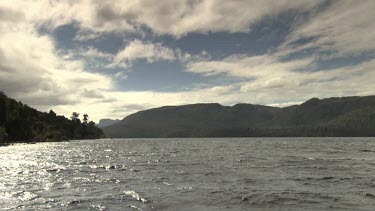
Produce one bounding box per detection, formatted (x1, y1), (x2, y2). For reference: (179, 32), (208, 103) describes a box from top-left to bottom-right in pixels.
(281, 0), (375, 57)
(89, 0), (320, 37)
(81, 47), (113, 59)
(109, 39), (209, 68)
(0, 1), (114, 122)
(0, 0), (323, 38)
(186, 54), (314, 78)
(177, 0), (375, 109)
(113, 71), (128, 80)
(81, 89), (105, 99)
(268, 101), (304, 107)
(1, 0), (375, 123)
(111, 40), (176, 68)
(181, 49), (375, 111)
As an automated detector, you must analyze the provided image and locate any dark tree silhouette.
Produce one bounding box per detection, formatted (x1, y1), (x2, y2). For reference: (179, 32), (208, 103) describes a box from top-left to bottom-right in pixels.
(0, 91), (104, 143)
(71, 112), (80, 120)
(83, 114), (89, 124)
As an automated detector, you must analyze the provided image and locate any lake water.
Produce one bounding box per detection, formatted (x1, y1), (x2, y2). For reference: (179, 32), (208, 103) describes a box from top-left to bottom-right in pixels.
(1, 138), (375, 210)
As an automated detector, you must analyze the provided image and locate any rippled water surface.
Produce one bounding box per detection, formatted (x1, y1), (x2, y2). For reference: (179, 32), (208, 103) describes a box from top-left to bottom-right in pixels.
(2, 138), (375, 210)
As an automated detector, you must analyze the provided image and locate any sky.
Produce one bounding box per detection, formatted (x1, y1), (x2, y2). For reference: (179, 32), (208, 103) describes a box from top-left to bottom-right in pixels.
(1, 0), (375, 122)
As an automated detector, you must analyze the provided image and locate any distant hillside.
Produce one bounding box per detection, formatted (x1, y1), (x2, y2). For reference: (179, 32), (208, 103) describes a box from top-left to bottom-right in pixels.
(96, 119), (120, 128)
(103, 96), (375, 137)
(0, 92), (104, 143)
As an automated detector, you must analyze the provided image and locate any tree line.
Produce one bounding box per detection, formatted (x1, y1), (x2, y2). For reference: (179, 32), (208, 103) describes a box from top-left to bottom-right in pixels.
(0, 91), (104, 143)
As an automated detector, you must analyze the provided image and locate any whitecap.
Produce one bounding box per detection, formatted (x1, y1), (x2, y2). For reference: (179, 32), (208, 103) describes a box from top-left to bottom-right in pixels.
(123, 190), (147, 203)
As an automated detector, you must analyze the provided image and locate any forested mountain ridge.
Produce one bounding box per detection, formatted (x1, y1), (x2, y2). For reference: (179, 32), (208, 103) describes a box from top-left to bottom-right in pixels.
(0, 91), (104, 143)
(103, 96), (375, 138)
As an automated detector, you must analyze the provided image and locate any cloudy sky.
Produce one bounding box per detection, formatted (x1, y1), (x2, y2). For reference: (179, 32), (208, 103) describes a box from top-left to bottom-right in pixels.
(1, 0), (375, 122)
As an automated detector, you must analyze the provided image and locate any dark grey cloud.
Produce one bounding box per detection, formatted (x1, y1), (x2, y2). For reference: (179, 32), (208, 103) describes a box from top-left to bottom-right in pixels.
(19, 94), (76, 107)
(82, 89), (104, 99)
(111, 103), (152, 116)
(121, 103), (150, 111)
(94, 97), (118, 103)
(0, 7), (24, 22)
(0, 74), (51, 96)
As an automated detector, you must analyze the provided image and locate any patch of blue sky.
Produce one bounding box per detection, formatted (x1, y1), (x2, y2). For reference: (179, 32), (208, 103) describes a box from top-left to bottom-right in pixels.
(159, 9), (304, 59)
(113, 60), (246, 92)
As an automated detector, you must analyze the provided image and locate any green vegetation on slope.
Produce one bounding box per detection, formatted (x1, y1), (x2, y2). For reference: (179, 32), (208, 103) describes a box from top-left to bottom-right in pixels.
(103, 96), (375, 138)
(0, 91), (104, 143)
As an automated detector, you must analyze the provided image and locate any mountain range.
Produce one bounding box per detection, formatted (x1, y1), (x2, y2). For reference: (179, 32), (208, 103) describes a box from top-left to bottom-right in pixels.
(103, 96), (375, 138)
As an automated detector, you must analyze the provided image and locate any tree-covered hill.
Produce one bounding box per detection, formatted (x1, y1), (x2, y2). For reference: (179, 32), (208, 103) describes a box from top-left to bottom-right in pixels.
(103, 96), (375, 138)
(0, 91), (104, 143)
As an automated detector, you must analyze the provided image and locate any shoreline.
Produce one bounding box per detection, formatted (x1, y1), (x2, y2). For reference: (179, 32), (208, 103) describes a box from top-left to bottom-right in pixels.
(0, 136), (109, 147)
(0, 139), (70, 147)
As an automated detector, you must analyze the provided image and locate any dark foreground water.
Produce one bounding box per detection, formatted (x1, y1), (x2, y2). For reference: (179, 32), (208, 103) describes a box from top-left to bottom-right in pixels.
(1, 138), (375, 210)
